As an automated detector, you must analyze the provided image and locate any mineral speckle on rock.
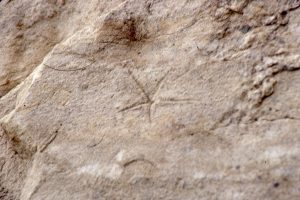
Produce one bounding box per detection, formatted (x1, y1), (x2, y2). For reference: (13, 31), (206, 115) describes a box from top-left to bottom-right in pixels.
(0, 0), (300, 199)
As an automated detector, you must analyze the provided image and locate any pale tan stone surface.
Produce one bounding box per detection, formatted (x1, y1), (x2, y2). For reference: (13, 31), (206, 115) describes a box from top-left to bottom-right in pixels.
(0, 0), (300, 199)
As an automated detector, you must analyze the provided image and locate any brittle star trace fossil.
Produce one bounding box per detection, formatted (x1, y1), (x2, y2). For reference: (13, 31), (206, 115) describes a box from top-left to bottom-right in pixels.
(119, 69), (201, 123)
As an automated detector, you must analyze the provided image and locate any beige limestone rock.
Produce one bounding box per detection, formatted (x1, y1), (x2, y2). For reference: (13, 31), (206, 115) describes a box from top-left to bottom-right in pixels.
(0, 0), (300, 199)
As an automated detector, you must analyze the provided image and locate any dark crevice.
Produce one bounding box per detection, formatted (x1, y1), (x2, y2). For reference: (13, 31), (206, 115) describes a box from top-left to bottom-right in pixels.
(0, 183), (16, 200)
(0, 125), (36, 160)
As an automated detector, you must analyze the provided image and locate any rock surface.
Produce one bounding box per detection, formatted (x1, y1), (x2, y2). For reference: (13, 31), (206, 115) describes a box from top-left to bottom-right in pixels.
(0, 0), (300, 199)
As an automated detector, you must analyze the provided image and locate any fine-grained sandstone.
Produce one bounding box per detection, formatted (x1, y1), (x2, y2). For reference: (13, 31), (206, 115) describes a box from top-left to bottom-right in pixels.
(0, 0), (300, 199)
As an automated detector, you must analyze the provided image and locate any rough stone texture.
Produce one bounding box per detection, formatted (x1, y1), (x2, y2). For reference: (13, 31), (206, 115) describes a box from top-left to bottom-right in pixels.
(0, 0), (300, 199)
